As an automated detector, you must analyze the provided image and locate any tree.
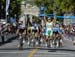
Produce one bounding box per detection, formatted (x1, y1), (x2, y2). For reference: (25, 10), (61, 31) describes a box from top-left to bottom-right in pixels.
(33, 0), (53, 14)
(33, 0), (75, 15)
(9, 0), (24, 19)
(0, 0), (23, 19)
(0, 0), (5, 19)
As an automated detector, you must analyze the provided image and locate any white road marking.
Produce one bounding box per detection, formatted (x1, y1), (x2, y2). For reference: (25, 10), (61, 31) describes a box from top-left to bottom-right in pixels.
(0, 51), (30, 53)
(33, 55), (75, 57)
(36, 52), (74, 55)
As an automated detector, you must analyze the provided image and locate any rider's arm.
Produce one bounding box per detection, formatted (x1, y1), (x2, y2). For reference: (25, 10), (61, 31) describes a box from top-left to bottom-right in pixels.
(43, 16), (46, 23)
(52, 19), (56, 26)
(16, 29), (19, 35)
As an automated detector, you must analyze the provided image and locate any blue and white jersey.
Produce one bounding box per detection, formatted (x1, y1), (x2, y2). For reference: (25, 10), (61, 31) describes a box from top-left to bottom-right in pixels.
(32, 23), (38, 30)
(42, 26), (46, 35)
(53, 24), (60, 32)
(55, 24), (60, 28)
(32, 23), (37, 27)
(53, 27), (59, 32)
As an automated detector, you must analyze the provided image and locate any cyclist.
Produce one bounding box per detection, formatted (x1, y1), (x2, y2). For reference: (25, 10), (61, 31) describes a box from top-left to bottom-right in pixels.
(16, 21), (26, 49)
(38, 25), (43, 46)
(45, 17), (54, 47)
(27, 22), (39, 47)
(27, 25), (32, 46)
(59, 24), (64, 46)
(52, 21), (60, 47)
(31, 22), (39, 46)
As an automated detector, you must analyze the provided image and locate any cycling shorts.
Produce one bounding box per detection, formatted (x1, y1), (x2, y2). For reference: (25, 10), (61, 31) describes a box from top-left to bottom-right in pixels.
(19, 29), (25, 33)
(53, 31), (59, 35)
(46, 29), (53, 36)
(32, 29), (37, 33)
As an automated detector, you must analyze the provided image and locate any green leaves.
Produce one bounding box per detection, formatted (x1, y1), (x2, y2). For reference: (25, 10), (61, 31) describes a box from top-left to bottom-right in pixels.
(9, 0), (22, 18)
(33, 0), (75, 15)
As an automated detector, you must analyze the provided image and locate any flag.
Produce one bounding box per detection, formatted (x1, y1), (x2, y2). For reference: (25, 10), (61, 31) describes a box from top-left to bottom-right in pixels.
(6, 0), (10, 15)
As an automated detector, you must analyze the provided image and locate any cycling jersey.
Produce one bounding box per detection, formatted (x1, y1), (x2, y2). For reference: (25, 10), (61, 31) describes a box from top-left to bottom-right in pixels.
(46, 22), (53, 29)
(60, 29), (64, 34)
(32, 26), (38, 33)
(18, 24), (25, 33)
(18, 24), (25, 29)
(43, 26), (46, 36)
(31, 23), (38, 33)
(46, 22), (53, 36)
(53, 27), (59, 32)
(56, 24), (59, 28)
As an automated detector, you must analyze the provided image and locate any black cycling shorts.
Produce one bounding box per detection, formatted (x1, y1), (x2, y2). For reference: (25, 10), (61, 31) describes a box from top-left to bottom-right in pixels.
(19, 29), (25, 33)
(32, 29), (37, 33)
(53, 31), (59, 35)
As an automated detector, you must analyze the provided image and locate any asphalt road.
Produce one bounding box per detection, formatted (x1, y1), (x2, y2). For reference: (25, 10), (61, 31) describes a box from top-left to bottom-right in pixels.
(0, 35), (75, 57)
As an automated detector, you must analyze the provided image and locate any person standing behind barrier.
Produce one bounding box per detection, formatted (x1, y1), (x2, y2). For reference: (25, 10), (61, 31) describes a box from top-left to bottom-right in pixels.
(16, 21), (26, 49)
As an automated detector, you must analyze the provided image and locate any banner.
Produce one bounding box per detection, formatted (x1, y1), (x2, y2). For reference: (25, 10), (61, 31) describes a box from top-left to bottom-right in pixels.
(6, 0), (10, 15)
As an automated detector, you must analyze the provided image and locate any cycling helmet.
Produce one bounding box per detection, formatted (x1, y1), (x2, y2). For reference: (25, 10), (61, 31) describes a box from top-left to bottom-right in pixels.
(56, 21), (59, 24)
(48, 17), (51, 20)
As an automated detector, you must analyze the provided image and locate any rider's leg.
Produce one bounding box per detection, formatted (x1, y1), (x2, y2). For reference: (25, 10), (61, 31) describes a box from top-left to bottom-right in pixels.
(45, 35), (48, 47)
(73, 35), (75, 45)
(50, 36), (53, 48)
(49, 31), (53, 48)
(55, 34), (59, 48)
(18, 33), (23, 49)
(59, 33), (64, 46)
(57, 33), (63, 47)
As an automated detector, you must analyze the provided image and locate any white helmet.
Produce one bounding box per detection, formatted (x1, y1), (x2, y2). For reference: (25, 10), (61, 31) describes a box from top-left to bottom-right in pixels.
(48, 17), (51, 20)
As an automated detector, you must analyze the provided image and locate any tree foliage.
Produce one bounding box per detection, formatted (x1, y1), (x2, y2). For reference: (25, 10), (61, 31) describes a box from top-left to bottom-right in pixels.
(1, 0), (75, 19)
(9, 0), (23, 18)
(0, 0), (5, 19)
(0, 0), (23, 19)
(33, 0), (75, 15)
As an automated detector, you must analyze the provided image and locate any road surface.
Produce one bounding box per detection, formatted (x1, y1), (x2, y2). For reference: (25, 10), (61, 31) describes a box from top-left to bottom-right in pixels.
(0, 34), (75, 57)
